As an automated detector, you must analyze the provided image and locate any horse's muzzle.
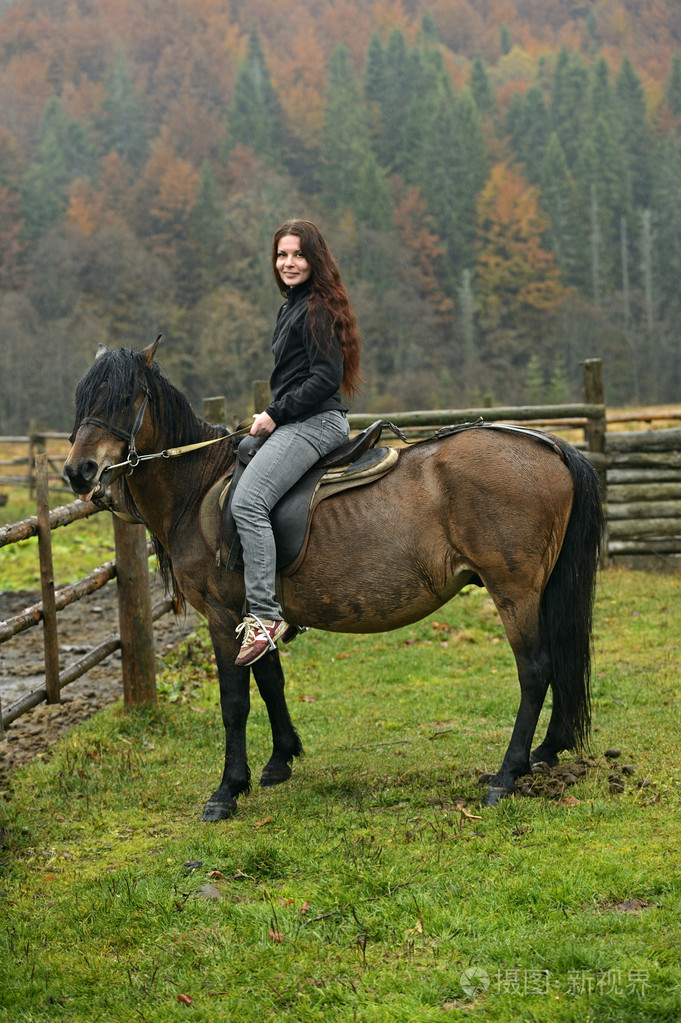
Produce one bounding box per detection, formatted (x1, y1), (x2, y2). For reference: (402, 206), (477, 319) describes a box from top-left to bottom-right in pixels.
(63, 457), (103, 500)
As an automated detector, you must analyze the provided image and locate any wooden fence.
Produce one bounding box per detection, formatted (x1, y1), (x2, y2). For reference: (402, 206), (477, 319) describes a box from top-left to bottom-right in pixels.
(0, 454), (170, 739)
(606, 427), (681, 564)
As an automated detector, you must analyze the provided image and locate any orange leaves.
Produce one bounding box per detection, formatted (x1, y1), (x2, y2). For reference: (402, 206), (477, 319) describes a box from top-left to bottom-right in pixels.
(476, 161), (565, 321)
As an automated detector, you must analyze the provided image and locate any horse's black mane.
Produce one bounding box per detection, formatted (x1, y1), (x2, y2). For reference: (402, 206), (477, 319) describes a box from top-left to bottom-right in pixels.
(73, 346), (229, 451)
(74, 345), (234, 612)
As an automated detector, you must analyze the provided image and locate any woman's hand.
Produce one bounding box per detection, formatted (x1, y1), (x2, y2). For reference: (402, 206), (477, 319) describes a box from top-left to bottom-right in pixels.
(250, 411), (277, 437)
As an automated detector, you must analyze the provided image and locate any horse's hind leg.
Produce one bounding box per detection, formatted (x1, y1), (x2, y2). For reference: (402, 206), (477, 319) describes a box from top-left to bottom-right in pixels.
(483, 637), (551, 807)
(530, 710), (573, 767)
(252, 652), (303, 787)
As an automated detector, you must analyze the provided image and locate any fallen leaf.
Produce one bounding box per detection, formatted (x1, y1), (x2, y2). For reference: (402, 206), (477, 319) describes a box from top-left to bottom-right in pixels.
(300, 900), (311, 914)
(559, 795), (581, 806)
(206, 870), (224, 879)
(44, 874), (57, 883)
(177, 993), (193, 1006)
(268, 929), (284, 943)
(255, 816), (274, 827)
(299, 695), (316, 702)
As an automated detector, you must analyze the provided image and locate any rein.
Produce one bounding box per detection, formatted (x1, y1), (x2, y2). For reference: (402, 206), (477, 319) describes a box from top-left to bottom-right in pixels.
(84, 403), (254, 493)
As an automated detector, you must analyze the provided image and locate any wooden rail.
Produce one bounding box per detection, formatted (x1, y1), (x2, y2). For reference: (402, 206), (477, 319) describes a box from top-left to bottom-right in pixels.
(1, 453), (163, 739)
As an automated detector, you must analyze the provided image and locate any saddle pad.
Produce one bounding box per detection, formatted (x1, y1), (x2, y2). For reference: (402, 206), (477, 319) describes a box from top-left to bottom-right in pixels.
(199, 445), (399, 575)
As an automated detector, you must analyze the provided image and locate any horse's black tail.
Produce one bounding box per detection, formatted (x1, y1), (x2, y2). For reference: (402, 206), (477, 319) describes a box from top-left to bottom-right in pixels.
(540, 440), (604, 752)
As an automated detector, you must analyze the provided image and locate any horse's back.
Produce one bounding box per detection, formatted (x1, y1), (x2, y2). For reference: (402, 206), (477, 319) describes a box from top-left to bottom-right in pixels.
(279, 428), (576, 632)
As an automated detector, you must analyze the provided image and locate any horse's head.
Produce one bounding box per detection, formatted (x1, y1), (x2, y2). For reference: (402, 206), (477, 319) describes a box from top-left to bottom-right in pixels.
(63, 336), (161, 501)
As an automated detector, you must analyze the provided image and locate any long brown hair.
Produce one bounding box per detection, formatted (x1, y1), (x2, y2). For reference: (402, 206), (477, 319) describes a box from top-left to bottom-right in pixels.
(271, 219), (362, 399)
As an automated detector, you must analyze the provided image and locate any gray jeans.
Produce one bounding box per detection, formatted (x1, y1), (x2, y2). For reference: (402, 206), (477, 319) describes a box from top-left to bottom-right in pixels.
(231, 409), (350, 620)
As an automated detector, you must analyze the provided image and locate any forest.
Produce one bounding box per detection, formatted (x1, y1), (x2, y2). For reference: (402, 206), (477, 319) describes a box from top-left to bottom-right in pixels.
(1, 0), (681, 432)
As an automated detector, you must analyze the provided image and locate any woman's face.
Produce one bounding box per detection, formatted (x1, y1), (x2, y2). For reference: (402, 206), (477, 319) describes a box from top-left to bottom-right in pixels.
(275, 235), (312, 288)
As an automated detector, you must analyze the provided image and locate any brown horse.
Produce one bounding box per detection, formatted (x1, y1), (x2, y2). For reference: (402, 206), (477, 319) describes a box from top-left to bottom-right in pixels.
(63, 339), (603, 820)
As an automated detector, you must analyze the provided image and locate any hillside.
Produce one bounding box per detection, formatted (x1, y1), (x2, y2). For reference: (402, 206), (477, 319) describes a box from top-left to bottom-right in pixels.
(1, 0), (680, 430)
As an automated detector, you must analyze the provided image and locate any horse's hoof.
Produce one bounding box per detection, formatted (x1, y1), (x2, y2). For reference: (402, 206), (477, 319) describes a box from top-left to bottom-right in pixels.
(530, 752), (559, 768)
(201, 799), (237, 822)
(483, 784), (514, 807)
(260, 763), (292, 788)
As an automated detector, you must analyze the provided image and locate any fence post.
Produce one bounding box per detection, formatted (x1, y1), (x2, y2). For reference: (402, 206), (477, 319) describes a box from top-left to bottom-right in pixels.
(203, 396), (228, 425)
(253, 379), (271, 414)
(112, 516), (157, 708)
(582, 359), (607, 486)
(36, 453), (61, 704)
(28, 419), (46, 497)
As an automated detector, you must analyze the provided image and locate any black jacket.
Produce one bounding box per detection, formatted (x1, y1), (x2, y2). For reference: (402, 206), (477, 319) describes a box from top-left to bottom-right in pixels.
(265, 280), (348, 425)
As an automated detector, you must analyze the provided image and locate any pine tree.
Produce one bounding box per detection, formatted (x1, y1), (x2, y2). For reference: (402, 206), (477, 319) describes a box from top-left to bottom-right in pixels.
(665, 51), (681, 117)
(21, 97), (96, 243)
(540, 132), (577, 282)
(574, 114), (632, 298)
(374, 28), (411, 172)
(525, 353), (545, 403)
(469, 53), (495, 116)
(227, 27), (285, 163)
(518, 85), (551, 181)
(551, 48), (589, 170)
(615, 54), (653, 209)
(321, 45), (392, 231)
(99, 47), (149, 168)
(189, 162), (226, 293)
(651, 137), (681, 318)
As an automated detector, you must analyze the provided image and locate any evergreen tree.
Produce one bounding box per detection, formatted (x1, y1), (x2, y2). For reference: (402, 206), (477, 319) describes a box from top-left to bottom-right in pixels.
(99, 48), (149, 167)
(364, 33), (386, 109)
(519, 85), (551, 180)
(400, 44), (450, 183)
(227, 27), (285, 163)
(374, 28), (411, 172)
(540, 132), (578, 282)
(525, 353), (545, 403)
(590, 56), (614, 122)
(574, 113), (632, 298)
(189, 162), (226, 294)
(549, 354), (570, 403)
(321, 45), (392, 231)
(506, 91), (525, 153)
(551, 48), (589, 170)
(651, 137), (681, 318)
(21, 97), (96, 243)
(665, 50), (681, 117)
(418, 86), (487, 291)
(615, 54), (653, 209)
(469, 53), (495, 116)
(500, 23), (512, 56)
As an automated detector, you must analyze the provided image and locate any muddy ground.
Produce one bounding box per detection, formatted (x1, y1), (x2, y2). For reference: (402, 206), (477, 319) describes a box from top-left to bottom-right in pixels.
(0, 580), (199, 790)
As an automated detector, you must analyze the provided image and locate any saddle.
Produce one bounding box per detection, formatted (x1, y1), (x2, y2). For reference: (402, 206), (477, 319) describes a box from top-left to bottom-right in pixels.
(198, 416), (563, 578)
(198, 420), (399, 577)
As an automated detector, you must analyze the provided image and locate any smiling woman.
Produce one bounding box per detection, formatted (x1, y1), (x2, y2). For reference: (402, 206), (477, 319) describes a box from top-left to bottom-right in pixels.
(230, 219), (362, 667)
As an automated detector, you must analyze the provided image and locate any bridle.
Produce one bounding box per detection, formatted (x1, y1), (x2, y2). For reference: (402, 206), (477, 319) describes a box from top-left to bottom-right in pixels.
(72, 380), (253, 495)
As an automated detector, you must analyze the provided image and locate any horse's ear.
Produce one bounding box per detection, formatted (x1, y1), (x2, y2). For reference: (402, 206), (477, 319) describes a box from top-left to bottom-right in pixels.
(141, 333), (162, 368)
(96, 343), (109, 360)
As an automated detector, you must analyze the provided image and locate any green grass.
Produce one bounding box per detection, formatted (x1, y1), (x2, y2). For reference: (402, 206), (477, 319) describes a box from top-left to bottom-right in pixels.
(1, 485), (116, 590)
(1, 569), (680, 1022)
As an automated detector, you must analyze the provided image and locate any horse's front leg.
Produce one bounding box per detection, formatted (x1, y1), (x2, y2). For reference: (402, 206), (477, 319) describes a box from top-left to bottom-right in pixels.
(483, 645), (550, 807)
(202, 623), (251, 822)
(252, 651), (303, 788)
